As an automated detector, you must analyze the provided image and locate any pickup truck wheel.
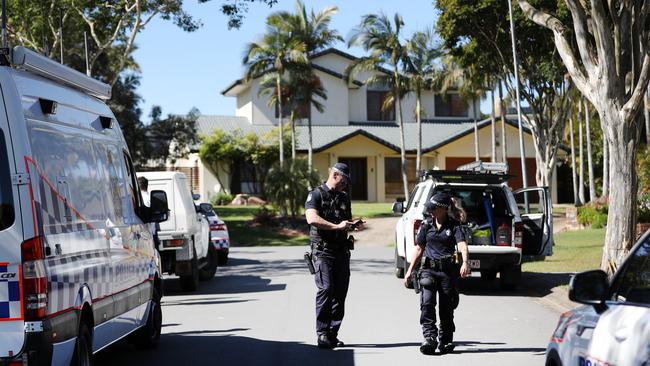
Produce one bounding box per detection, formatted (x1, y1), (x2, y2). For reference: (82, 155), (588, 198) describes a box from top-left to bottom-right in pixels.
(480, 270), (497, 281)
(395, 245), (405, 278)
(499, 264), (521, 290)
(180, 254), (199, 292)
(132, 287), (162, 349)
(199, 246), (218, 281)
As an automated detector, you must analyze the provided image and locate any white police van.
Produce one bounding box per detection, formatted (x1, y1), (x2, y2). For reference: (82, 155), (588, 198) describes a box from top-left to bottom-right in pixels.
(0, 46), (169, 365)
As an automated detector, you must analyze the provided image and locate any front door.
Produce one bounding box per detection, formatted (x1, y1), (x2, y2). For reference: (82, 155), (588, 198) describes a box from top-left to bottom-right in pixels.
(339, 157), (367, 201)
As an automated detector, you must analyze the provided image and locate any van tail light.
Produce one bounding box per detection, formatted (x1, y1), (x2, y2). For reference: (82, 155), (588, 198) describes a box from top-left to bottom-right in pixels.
(413, 219), (423, 246)
(21, 236), (48, 320)
(514, 222), (524, 248)
(210, 223), (226, 231)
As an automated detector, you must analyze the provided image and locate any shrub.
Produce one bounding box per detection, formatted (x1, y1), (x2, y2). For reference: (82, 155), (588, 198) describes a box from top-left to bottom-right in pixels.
(264, 159), (320, 220)
(637, 192), (650, 223)
(253, 205), (276, 225)
(577, 202), (608, 227)
(211, 191), (234, 206)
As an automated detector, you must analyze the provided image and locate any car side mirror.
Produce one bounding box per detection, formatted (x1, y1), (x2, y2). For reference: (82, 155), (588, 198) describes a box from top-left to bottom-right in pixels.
(569, 270), (609, 312)
(192, 193), (201, 201)
(148, 190), (169, 223)
(392, 201), (404, 214)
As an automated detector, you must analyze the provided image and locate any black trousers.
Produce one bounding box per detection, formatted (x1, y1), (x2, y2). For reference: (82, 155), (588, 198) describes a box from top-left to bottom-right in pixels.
(420, 267), (458, 344)
(313, 247), (350, 337)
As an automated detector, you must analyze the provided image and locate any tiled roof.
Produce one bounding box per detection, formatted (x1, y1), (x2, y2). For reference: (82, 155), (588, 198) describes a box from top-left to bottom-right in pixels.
(195, 115), (504, 153)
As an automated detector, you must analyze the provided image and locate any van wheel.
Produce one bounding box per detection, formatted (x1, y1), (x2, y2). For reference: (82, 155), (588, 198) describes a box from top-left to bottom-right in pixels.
(480, 270), (497, 281)
(71, 321), (92, 366)
(180, 255), (199, 292)
(394, 245), (405, 278)
(199, 246), (218, 281)
(500, 264), (521, 290)
(132, 287), (162, 349)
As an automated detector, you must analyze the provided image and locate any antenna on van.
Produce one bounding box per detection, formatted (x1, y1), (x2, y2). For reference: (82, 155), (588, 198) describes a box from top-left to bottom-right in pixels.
(0, 0), (8, 66)
(84, 31), (90, 76)
(59, 8), (64, 64)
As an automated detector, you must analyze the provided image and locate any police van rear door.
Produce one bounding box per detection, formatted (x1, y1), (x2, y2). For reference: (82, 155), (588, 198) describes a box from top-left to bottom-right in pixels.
(513, 187), (553, 256)
(0, 90), (26, 358)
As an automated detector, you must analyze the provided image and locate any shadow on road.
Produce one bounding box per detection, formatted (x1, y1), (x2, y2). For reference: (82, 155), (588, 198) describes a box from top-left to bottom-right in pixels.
(458, 272), (572, 299)
(95, 333), (355, 366)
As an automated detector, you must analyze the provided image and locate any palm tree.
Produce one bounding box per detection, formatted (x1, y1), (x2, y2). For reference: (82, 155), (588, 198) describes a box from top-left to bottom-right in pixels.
(347, 13), (410, 200)
(404, 29), (442, 171)
(273, 0), (342, 169)
(243, 22), (307, 167)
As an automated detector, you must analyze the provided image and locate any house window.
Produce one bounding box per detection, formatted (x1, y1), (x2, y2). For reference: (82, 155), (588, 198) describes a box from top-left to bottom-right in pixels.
(384, 157), (417, 195)
(367, 91), (395, 121)
(435, 94), (468, 117)
(275, 103), (310, 120)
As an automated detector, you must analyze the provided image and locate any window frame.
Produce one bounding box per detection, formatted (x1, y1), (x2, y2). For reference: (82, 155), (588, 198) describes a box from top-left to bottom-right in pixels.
(434, 93), (468, 117)
(367, 90), (395, 122)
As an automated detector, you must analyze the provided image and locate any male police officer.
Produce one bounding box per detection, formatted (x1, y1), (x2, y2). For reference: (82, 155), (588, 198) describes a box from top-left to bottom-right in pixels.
(305, 162), (360, 349)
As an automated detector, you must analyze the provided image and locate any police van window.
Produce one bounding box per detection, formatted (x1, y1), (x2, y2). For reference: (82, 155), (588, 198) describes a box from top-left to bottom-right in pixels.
(122, 151), (140, 217)
(611, 238), (650, 305)
(0, 129), (15, 231)
(94, 143), (125, 225)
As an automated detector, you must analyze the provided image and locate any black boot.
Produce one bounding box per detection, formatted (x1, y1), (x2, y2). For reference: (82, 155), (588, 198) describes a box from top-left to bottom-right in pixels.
(329, 334), (344, 348)
(419, 337), (438, 355)
(317, 334), (334, 349)
(438, 342), (455, 354)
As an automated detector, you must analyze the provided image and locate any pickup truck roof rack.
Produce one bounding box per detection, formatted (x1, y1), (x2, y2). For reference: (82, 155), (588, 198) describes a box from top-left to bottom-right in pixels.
(418, 164), (512, 184)
(457, 161), (509, 174)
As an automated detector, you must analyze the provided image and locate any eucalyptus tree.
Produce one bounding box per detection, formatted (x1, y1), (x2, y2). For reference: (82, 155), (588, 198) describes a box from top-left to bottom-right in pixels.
(272, 0), (342, 169)
(404, 29), (442, 171)
(518, 0), (650, 271)
(584, 98), (596, 201)
(347, 13), (410, 200)
(243, 21), (307, 167)
(437, 0), (571, 189)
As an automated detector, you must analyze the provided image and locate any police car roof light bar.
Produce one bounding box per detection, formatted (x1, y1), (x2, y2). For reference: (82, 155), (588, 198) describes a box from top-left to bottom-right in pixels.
(456, 161), (509, 174)
(12, 46), (111, 100)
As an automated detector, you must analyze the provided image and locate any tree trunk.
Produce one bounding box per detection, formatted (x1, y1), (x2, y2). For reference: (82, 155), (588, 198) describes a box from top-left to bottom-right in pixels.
(277, 76), (284, 167)
(602, 135), (609, 197)
(499, 82), (507, 163)
(398, 97), (409, 201)
(308, 115), (313, 171)
(473, 98), (479, 161)
(290, 111), (296, 160)
(569, 116), (581, 205)
(416, 90), (422, 172)
(602, 116), (640, 274)
(490, 86), (497, 162)
(585, 98), (596, 201)
(578, 102), (586, 204)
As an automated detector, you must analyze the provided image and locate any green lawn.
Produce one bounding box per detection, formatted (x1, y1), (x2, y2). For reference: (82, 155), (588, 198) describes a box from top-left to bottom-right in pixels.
(523, 228), (605, 273)
(214, 205), (309, 247)
(351, 203), (395, 219)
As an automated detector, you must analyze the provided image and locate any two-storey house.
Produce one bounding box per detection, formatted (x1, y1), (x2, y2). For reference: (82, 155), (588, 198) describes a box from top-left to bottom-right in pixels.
(174, 48), (562, 203)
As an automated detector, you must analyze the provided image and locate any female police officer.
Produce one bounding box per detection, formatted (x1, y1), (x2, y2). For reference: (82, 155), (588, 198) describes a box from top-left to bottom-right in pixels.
(404, 192), (470, 355)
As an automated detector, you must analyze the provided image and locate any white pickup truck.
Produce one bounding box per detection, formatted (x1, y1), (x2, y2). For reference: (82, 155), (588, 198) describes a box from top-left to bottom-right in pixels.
(138, 171), (216, 291)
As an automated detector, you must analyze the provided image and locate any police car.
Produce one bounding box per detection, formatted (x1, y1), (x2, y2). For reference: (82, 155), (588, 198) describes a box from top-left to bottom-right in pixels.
(545, 231), (650, 366)
(198, 203), (230, 265)
(0, 46), (169, 365)
(392, 162), (553, 290)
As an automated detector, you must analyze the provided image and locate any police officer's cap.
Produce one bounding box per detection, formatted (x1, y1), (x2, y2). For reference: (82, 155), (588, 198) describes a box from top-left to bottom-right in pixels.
(425, 192), (451, 211)
(332, 162), (351, 184)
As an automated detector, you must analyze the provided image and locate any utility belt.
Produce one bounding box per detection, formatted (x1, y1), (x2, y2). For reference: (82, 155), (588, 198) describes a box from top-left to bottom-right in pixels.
(312, 236), (354, 252)
(422, 256), (456, 272)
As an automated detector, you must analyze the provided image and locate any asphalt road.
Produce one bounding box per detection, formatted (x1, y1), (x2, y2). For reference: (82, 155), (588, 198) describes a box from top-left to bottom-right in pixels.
(95, 245), (561, 366)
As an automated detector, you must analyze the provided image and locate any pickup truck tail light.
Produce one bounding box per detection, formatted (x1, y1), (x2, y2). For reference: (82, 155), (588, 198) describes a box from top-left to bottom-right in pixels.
(413, 219), (423, 246)
(514, 222), (524, 248)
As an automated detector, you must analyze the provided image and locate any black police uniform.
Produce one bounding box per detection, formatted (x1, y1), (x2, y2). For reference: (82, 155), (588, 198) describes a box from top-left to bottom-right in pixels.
(415, 211), (464, 351)
(305, 183), (352, 346)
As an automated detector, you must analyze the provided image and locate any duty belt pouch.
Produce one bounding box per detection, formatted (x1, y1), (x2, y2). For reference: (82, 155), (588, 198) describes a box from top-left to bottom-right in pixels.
(418, 270), (436, 289)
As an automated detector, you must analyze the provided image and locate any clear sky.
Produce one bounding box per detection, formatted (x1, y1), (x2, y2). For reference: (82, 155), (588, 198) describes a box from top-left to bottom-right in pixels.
(133, 0), (446, 121)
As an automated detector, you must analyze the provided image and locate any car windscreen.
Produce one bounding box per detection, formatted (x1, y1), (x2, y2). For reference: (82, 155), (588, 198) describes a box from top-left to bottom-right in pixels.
(612, 238), (650, 305)
(430, 186), (511, 226)
(0, 129), (14, 231)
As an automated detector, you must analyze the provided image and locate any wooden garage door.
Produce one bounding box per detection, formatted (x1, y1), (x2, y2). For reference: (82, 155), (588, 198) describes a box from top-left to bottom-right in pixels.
(445, 157), (536, 190)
